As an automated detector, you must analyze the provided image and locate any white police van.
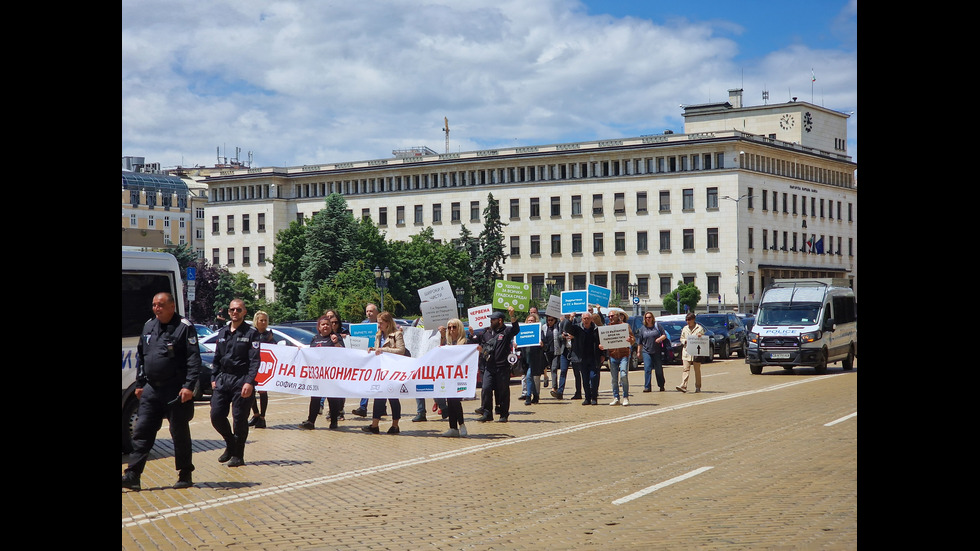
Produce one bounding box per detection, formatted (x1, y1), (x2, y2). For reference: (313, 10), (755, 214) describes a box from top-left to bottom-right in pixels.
(745, 279), (857, 375)
(121, 250), (185, 453)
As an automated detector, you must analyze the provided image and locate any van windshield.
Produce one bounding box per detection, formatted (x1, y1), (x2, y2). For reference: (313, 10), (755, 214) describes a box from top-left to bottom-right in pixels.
(756, 303), (820, 326)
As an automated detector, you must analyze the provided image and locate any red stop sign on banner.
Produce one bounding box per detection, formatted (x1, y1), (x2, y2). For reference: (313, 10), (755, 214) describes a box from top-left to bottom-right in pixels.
(256, 348), (277, 387)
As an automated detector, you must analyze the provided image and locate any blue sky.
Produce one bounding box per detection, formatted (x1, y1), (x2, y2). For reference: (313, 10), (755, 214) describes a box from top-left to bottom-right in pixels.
(122, 0), (857, 169)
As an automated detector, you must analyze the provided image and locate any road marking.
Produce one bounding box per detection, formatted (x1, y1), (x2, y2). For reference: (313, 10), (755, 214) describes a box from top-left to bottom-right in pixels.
(124, 373), (849, 527)
(824, 412), (857, 426)
(612, 467), (714, 505)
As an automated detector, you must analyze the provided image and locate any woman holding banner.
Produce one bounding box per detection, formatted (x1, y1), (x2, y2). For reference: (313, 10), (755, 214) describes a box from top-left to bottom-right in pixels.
(438, 318), (474, 437)
(364, 312), (406, 435)
(299, 312), (346, 430)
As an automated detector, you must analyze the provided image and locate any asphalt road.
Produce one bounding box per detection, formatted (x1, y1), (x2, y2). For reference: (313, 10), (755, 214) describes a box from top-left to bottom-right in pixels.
(122, 357), (858, 550)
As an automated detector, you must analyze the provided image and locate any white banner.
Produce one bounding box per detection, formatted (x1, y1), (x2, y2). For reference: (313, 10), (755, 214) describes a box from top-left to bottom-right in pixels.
(256, 343), (478, 398)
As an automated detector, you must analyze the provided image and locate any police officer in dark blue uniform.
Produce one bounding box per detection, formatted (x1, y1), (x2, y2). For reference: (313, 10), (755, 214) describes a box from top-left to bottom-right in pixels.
(122, 292), (201, 491)
(209, 298), (261, 467)
(476, 307), (519, 422)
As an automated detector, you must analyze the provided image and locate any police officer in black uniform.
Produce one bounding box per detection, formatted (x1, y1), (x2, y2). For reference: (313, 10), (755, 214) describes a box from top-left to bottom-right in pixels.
(476, 307), (520, 423)
(209, 298), (261, 467)
(122, 292), (201, 491)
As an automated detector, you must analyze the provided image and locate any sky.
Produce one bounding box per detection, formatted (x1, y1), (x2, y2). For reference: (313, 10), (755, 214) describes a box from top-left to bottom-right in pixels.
(121, 0), (857, 170)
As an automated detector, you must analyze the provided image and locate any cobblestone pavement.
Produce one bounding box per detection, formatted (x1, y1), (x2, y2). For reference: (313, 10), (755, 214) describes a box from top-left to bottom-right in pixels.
(123, 358), (858, 550)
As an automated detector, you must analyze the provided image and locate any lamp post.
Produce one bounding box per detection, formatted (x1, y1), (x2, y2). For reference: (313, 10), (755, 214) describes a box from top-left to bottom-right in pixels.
(455, 286), (464, 320)
(721, 194), (753, 314)
(627, 282), (639, 317)
(373, 266), (391, 313)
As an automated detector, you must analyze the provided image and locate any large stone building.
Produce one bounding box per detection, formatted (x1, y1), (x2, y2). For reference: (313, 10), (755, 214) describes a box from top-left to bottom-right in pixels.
(201, 89), (857, 314)
(121, 159), (208, 254)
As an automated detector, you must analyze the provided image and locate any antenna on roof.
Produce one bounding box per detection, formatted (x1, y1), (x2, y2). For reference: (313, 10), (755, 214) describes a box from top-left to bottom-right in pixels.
(443, 117), (450, 154)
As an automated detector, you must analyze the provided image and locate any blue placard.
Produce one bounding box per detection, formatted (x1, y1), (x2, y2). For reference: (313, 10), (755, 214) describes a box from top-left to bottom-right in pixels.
(348, 323), (378, 348)
(561, 290), (588, 314)
(515, 323), (539, 347)
(588, 284), (611, 308)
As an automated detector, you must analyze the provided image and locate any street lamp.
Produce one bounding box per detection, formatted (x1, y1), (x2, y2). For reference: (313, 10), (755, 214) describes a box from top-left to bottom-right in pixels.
(721, 194), (753, 314)
(627, 282), (640, 317)
(373, 266), (391, 313)
(455, 286), (464, 320)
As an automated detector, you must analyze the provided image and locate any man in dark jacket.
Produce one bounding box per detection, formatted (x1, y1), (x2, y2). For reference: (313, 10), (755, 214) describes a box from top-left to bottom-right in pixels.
(209, 299), (261, 467)
(565, 311), (604, 405)
(122, 292), (201, 491)
(476, 307), (519, 422)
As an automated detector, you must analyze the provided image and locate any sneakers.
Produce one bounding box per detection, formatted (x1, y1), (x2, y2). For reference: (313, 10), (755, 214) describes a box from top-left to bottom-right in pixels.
(676, 386), (686, 393)
(459, 424), (468, 437)
(386, 426), (400, 435)
(609, 398), (621, 406)
(361, 425), (380, 434)
(351, 407), (368, 417)
(121, 471), (141, 491)
(411, 414), (427, 422)
(174, 471), (193, 489)
(442, 428), (460, 438)
(299, 420), (315, 430)
(622, 398), (630, 406)
(227, 456), (245, 467)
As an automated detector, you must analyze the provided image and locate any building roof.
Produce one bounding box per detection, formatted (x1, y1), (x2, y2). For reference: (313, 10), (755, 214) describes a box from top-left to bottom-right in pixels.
(121, 171), (190, 195)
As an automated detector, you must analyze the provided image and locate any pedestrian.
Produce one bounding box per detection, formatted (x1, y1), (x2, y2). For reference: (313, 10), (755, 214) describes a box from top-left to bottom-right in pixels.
(300, 312), (345, 430)
(438, 318), (474, 437)
(209, 298), (261, 467)
(351, 303), (379, 418)
(523, 312), (545, 405)
(122, 292), (201, 491)
(475, 307), (520, 422)
(564, 311), (603, 406)
(636, 312), (668, 392)
(248, 310), (276, 429)
(543, 315), (565, 399)
(557, 314), (582, 400)
(363, 312), (406, 434)
(600, 309), (634, 406)
(676, 312), (706, 393)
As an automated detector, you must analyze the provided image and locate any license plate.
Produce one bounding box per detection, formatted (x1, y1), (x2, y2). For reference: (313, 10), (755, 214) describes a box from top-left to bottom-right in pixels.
(770, 353), (791, 359)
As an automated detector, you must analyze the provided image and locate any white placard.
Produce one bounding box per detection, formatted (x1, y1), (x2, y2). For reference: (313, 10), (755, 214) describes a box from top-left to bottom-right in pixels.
(685, 335), (710, 357)
(467, 303), (493, 330)
(418, 280), (454, 303)
(420, 297), (458, 331)
(545, 295), (562, 319)
(598, 324), (630, 349)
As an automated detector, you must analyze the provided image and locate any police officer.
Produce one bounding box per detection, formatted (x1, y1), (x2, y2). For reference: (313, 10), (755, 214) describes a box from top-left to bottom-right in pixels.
(476, 306), (519, 423)
(209, 298), (261, 467)
(122, 292), (201, 491)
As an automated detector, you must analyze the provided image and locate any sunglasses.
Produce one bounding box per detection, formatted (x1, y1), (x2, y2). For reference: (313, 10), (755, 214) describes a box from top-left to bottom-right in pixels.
(229, 308), (243, 312)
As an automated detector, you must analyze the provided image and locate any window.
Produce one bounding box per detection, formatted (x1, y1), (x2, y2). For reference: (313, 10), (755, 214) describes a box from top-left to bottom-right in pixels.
(432, 203), (442, 223)
(660, 276), (672, 296)
(637, 231), (648, 252)
(637, 191), (647, 213)
(212, 216), (219, 233)
(748, 227), (754, 249)
(551, 196), (561, 217)
(683, 229), (695, 250)
(130, 214), (137, 227)
(148, 215), (155, 228)
(659, 190), (670, 212)
(530, 198), (540, 218)
(659, 230), (670, 251)
(706, 187), (718, 209)
(551, 234), (561, 255)
(707, 228), (719, 249)
(196, 228), (204, 239)
(573, 274), (587, 290)
(592, 194), (603, 215)
(470, 201), (480, 222)
(258, 246), (266, 264)
(414, 205), (423, 224)
(593, 233), (604, 253)
(451, 202), (460, 222)
(397, 206), (406, 225)
(510, 236), (520, 256)
(227, 248), (235, 265)
(707, 275), (719, 295)
(638, 277), (649, 296)
(747, 188), (754, 209)
(212, 248), (219, 265)
(530, 235), (541, 255)
(510, 198), (520, 219)
(242, 247), (250, 265)
(242, 214), (250, 232)
(614, 232), (626, 253)
(571, 195), (582, 216)
(258, 213), (266, 231)
(379, 207), (388, 226)
(227, 215), (235, 233)
(572, 233), (582, 254)
(763, 190), (769, 211)
(195, 207), (204, 219)
(614, 193), (625, 214)
(362, 208), (371, 221)
(682, 189), (694, 210)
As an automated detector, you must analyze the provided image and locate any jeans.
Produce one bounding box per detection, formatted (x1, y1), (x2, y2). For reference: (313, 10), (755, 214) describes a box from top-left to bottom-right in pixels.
(642, 350), (665, 390)
(609, 356), (630, 399)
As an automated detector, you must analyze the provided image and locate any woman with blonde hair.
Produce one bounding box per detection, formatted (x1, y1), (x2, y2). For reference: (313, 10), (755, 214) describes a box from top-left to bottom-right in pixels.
(438, 318), (474, 437)
(248, 310), (276, 428)
(364, 312), (406, 434)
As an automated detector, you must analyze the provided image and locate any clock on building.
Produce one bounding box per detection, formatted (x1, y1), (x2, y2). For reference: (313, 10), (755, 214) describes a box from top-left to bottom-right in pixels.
(779, 113), (795, 130)
(803, 111), (813, 132)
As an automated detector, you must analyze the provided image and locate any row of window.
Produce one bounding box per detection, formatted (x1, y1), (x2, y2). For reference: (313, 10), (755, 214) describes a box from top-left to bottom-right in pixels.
(506, 230), (855, 257)
(128, 189), (188, 210)
(512, 273), (755, 301)
(752, 187), (853, 221)
(128, 213), (186, 229)
(212, 246), (268, 267)
(211, 213), (267, 234)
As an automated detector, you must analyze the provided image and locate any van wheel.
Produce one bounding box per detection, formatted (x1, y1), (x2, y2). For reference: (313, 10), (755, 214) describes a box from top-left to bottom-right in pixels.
(814, 350), (828, 374)
(122, 397), (139, 454)
(842, 346), (855, 370)
(749, 363), (763, 375)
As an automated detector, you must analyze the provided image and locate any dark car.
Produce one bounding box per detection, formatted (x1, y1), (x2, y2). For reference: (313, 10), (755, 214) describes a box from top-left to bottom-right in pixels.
(696, 313), (747, 358)
(737, 313), (756, 332)
(195, 343), (215, 400)
(655, 319), (694, 365)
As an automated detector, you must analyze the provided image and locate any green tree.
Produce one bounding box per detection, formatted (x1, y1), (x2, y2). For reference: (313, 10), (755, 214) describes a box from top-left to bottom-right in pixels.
(299, 193), (357, 308)
(189, 259), (227, 324)
(386, 227), (471, 316)
(473, 193), (508, 304)
(305, 259), (401, 321)
(166, 243), (197, 276)
(269, 219), (307, 318)
(663, 281), (702, 315)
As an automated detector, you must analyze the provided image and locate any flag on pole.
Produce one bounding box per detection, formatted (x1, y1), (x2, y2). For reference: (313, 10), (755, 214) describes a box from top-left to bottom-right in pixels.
(811, 69), (816, 82)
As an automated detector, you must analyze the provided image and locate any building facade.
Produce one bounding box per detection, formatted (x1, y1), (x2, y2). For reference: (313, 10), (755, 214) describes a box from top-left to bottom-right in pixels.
(121, 165), (208, 257)
(201, 90), (857, 314)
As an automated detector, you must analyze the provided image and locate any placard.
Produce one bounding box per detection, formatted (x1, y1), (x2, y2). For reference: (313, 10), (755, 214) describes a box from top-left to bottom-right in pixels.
(515, 322), (540, 347)
(418, 280), (454, 303)
(420, 297), (458, 331)
(685, 335), (710, 358)
(493, 279), (531, 311)
(561, 290), (588, 314)
(544, 294), (562, 319)
(468, 304), (492, 330)
(348, 323), (378, 348)
(588, 284), (611, 309)
(598, 324), (630, 349)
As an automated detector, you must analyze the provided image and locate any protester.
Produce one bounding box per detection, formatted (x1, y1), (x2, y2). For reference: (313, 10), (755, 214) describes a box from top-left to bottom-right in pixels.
(599, 309), (634, 406)
(364, 312), (406, 434)
(635, 312), (668, 392)
(522, 312), (545, 405)
(676, 312), (706, 393)
(248, 311), (276, 429)
(438, 318), (474, 437)
(564, 311), (603, 405)
(352, 303), (379, 418)
(300, 312), (345, 430)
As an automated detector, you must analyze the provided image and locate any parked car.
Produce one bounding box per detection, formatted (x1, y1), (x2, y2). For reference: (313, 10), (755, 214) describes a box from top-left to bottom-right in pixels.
(200, 325), (316, 351)
(695, 313), (747, 358)
(656, 315), (715, 363)
(195, 343), (215, 400)
(737, 313), (756, 332)
(279, 319), (352, 335)
(194, 324), (215, 338)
